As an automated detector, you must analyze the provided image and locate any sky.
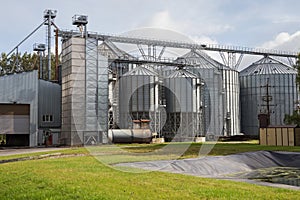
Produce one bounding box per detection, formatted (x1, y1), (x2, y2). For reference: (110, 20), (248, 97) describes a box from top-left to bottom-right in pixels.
(1, 0), (300, 68)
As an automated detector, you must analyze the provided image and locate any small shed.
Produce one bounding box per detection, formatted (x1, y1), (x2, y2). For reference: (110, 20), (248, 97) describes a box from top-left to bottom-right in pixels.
(259, 125), (300, 146)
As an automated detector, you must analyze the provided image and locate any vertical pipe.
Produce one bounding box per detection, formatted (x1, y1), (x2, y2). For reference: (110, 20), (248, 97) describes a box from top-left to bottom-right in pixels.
(84, 24), (87, 136)
(39, 52), (42, 79)
(55, 28), (59, 81)
(197, 79), (201, 135)
(155, 78), (159, 137)
(47, 16), (51, 80)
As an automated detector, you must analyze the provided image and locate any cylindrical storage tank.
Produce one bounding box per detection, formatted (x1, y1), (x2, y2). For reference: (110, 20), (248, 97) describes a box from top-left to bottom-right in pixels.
(118, 66), (159, 130)
(164, 69), (201, 141)
(108, 129), (152, 143)
(183, 50), (240, 137)
(240, 56), (298, 136)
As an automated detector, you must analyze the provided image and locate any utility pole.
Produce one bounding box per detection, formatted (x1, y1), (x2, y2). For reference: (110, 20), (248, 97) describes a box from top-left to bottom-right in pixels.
(259, 78), (275, 127)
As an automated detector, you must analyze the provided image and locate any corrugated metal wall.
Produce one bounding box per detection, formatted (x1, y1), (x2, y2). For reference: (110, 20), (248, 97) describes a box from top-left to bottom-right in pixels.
(240, 57), (298, 135)
(164, 69), (201, 141)
(119, 66), (159, 131)
(184, 50), (240, 137)
(188, 67), (225, 137)
(223, 69), (240, 136)
(61, 36), (109, 145)
(240, 74), (297, 135)
(38, 80), (61, 128)
(0, 70), (38, 146)
(61, 37), (86, 145)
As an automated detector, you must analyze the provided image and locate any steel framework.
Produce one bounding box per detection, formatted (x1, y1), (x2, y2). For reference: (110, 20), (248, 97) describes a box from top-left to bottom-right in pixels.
(58, 30), (298, 68)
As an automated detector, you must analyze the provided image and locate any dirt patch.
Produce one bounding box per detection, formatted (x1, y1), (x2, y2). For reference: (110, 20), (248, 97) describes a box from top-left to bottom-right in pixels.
(0, 153), (87, 164)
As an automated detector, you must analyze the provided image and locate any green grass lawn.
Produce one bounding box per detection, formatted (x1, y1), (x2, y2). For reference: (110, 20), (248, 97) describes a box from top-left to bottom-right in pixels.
(1, 143), (300, 199)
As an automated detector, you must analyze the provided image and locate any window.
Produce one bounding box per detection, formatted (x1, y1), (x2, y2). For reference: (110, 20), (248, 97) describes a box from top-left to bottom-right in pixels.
(42, 114), (54, 122)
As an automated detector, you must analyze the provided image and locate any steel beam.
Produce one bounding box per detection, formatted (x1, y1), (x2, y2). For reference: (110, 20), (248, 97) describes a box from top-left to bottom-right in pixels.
(58, 30), (298, 58)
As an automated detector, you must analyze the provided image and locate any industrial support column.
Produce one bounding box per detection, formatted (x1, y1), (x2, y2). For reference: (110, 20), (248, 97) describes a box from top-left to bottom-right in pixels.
(43, 9), (57, 80)
(47, 16), (51, 80)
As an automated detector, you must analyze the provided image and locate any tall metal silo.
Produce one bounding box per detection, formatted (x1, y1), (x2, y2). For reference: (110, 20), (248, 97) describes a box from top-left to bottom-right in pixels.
(183, 50), (240, 137)
(163, 68), (202, 141)
(118, 66), (159, 131)
(240, 56), (298, 135)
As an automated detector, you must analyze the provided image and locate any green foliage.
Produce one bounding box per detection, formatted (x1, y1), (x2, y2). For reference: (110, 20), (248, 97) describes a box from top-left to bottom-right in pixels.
(0, 52), (59, 79)
(0, 52), (39, 72)
(284, 111), (300, 126)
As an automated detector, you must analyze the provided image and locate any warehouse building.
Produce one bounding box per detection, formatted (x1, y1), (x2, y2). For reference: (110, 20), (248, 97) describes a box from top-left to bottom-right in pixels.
(0, 70), (61, 147)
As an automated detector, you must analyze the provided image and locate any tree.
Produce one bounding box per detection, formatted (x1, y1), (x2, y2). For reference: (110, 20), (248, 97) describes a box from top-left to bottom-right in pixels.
(284, 111), (300, 126)
(0, 51), (59, 79)
(0, 53), (9, 72)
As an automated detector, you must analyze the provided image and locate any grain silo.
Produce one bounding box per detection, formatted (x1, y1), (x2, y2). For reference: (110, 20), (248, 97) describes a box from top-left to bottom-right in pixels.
(182, 50), (240, 137)
(240, 56), (298, 135)
(118, 66), (159, 131)
(163, 68), (202, 141)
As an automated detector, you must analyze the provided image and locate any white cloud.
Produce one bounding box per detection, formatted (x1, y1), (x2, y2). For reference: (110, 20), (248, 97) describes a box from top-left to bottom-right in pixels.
(261, 31), (300, 53)
(189, 35), (218, 45)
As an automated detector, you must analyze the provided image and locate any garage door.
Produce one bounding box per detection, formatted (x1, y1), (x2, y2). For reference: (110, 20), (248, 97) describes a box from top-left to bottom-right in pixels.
(0, 104), (30, 134)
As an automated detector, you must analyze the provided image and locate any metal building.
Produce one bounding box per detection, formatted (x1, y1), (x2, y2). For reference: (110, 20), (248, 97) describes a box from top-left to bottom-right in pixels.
(183, 50), (240, 136)
(240, 56), (298, 135)
(38, 80), (61, 145)
(118, 66), (160, 132)
(163, 68), (201, 141)
(0, 70), (61, 147)
(60, 37), (108, 146)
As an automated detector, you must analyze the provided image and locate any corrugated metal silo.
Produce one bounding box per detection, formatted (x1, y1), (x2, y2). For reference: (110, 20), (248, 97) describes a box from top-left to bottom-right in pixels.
(240, 56), (298, 135)
(183, 50), (240, 137)
(163, 68), (201, 141)
(118, 66), (159, 131)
